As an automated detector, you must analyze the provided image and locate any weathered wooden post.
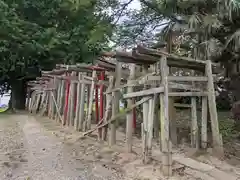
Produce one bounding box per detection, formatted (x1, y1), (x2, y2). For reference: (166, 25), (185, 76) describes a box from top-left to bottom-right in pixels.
(109, 62), (121, 146)
(66, 72), (75, 125)
(126, 64), (136, 152)
(64, 73), (70, 125)
(26, 88), (31, 110)
(74, 73), (82, 131)
(69, 72), (77, 126)
(201, 96), (208, 149)
(59, 78), (66, 125)
(147, 95), (155, 157)
(102, 76), (114, 141)
(51, 77), (57, 119)
(86, 70), (97, 130)
(191, 97), (199, 149)
(142, 65), (149, 163)
(48, 79), (54, 118)
(55, 77), (61, 121)
(205, 60), (224, 157)
(79, 73), (86, 131)
(160, 56), (172, 176)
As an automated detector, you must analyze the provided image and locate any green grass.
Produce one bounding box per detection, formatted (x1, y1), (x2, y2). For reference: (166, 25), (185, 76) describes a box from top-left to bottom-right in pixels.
(218, 111), (240, 141)
(0, 107), (8, 112)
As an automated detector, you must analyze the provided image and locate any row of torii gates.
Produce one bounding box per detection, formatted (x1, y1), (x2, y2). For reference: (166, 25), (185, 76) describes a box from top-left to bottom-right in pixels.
(27, 45), (223, 176)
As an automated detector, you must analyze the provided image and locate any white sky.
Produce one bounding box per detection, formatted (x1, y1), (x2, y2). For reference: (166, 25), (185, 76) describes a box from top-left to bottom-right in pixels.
(127, 0), (141, 10)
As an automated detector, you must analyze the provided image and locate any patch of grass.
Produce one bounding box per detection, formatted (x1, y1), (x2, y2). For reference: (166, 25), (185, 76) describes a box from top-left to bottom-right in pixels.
(218, 111), (239, 141)
(0, 107), (8, 112)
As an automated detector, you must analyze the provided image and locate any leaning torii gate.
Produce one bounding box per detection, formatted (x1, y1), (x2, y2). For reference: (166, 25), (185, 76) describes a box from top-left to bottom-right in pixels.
(92, 45), (223, 176)
(27, 44), (223, 177)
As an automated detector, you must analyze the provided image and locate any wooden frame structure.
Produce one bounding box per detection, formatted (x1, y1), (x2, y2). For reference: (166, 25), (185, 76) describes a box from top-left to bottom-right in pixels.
(27, 45), (223, 176)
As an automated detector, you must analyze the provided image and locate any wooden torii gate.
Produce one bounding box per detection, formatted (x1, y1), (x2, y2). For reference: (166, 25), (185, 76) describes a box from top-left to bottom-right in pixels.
(27, 45), (223, 177)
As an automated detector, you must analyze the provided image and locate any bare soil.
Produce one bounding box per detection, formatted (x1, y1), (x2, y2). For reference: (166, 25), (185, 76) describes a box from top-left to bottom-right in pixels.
(0, 114), (123, 180)
(0, 113), (240, 180)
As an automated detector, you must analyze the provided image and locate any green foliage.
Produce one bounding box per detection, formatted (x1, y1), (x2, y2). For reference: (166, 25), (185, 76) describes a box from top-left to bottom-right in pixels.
(218, 113), (239, 142)
(114, 0), (240, 61)
(0, 0), (115, 89)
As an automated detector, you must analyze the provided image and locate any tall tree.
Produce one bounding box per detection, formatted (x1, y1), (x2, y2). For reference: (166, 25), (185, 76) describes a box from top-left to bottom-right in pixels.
(114, 0), (240, 103)
(0, 0), (117, 110)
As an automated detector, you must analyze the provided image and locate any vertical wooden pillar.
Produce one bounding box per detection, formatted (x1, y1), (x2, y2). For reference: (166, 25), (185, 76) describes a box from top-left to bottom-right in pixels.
(39, 90), (45, 111)
(167, 31), (177, 146)
(79, 73), (86, 131)
(51, 77), (57, 119)
(64, 75), (70, 125)
(142, 65), (149, 163)
(95, 84), (99, 124)
(154, 62), (161, 141)
(169, 97), (177, 146)
(29, 91), (34, 113)
(201, 96), (208, 149)
(205, 60), (223, 157)
(133, 102), (137, 129)
(102, 76), (114, 141)
(46, 90), (50, 115)
(126, 64), (136, 152)
(66, 72), (74, 126)
(147, 96), (155, 157)
(160, 56), (172, 176)
(154, 95), (160, 140)
(74, 73), (82, 131)
(191, 97), (199, 149)
(34, 92), (41, 114)
(39, 89), (48, 116)
(59, 79), (65, 124)
(86, 70), (97, 130)
(55, 78), (61, 121)
(48, 79), (54, 118)
(69, 72), (77, 126)
(99, 71), (105, 138)
(109, 62), (122, 146)
(26, 89), (31, 110)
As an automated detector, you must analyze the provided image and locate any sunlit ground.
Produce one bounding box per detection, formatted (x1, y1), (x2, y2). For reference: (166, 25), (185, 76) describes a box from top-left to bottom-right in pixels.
(0, 92), (10, 112)
(0, 107), (8, 112)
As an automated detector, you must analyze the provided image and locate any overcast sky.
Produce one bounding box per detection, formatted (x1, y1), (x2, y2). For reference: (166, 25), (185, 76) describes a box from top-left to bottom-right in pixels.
(127, 0), (141, 10)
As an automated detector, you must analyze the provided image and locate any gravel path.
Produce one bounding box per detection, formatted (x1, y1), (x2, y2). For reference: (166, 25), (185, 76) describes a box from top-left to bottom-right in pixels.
(0, 114), (122, 180)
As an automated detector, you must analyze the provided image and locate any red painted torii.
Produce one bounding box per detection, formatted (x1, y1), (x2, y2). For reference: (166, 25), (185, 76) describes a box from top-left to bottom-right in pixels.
(63, 63), (136, 134)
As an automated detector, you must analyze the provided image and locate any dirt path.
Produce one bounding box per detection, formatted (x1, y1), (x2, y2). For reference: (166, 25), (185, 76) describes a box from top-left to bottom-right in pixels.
(0, 114), (122, 180)
(1, 113), (240, 180)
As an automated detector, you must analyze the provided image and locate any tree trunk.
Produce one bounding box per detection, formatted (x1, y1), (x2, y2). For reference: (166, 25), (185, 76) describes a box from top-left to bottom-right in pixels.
(9, 80), (27, 110)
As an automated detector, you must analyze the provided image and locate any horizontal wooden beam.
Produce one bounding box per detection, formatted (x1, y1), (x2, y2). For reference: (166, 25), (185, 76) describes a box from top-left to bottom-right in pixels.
(169, 82), (201, 91)
(136, 75), (218, 82)
(123, 87), (164, 99)
(174, 103), (191, 108)
(137, 45), (209, 65)
(168, 76), (208, 81)
(169, 92), (207, 97)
